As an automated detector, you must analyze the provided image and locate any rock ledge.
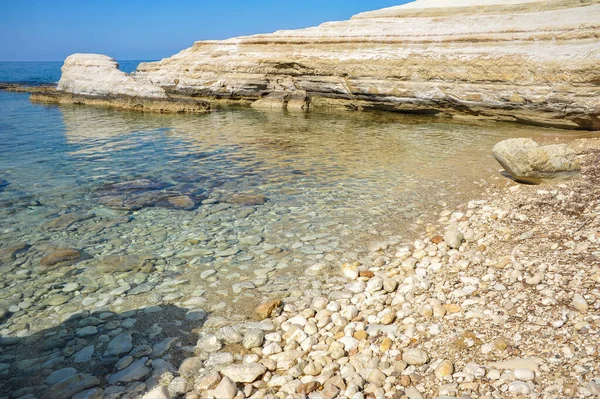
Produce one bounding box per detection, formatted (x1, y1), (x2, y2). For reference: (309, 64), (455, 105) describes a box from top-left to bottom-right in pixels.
(33, 0), (600, 128)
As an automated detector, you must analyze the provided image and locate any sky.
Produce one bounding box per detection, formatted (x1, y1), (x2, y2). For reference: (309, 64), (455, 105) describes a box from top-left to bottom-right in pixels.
(1, 0), (410, 62)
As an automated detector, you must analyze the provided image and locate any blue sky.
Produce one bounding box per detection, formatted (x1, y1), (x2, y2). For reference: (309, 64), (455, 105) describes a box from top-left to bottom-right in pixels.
(1, 1), (410, 61)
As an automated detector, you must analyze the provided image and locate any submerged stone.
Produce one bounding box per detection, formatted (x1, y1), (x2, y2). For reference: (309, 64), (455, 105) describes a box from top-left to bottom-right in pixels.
(224, 194), (267, 206)
(108, 357), (150, 384)
(40, 249), (82, 269)
(104, 332), (133, 357)
(104, 179), (168, 192)
(0, 243), (29, 265)
(44, 212), (95, 231)
(96, 255), (154, 273)
(164, 195), (196, 210)
(46, 373), (100, 399)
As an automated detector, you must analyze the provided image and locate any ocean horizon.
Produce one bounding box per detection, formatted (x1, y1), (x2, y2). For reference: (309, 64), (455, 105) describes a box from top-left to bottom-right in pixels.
(0, 60), (151, 86)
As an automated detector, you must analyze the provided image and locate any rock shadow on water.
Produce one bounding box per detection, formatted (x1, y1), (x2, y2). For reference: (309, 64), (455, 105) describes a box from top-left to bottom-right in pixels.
(0, 304), (207, 399)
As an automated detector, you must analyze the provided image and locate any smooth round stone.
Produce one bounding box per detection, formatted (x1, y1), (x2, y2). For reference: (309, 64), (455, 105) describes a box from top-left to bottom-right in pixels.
(9, 305), (20, 313)
(402, 348), (429, 365)
(347, 281), (366, 294)
(367, 369), (386, 386)
(186, 308), (207, 321)
(217, 327), (243, 344)
(73, 346), (95, 363)
(514, 368), (535, 381)
(243, 329), (264, 349)
(42, 356), (65, 369)
(162, 293), (181, 301)
(62, 283), (80, 293)
(220, 363), (267, 383)
(444, 228), (464, 249)
(45, 367), (77, 385)
(104, 333), (133, 357)
(239, 235), (263, 246)
(197, 334), (222, 353)
(130, 345), (152, 358)
(76, 326), (98, 337)
(45, 295), (70, 306)
(383, 279), (398, 293)
(365, 276), (383, 292)
(121, 318), (137, 328)
(405, 387), (424, 399)
(380, 311), (396, 325)
(200, 269), (217, 279)
(213, 376), (237, 399)
(179, 357), (202, 378)
(435, 360), (454, 379)
(508, 381), (531, 395)
(115, 356), (133, 371)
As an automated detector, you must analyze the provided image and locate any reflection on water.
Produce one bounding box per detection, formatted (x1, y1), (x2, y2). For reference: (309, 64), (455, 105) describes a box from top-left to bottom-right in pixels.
(0, 91), (588, 332)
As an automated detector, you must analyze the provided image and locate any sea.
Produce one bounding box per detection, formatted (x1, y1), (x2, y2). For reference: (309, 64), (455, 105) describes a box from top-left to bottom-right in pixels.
(0, 61), (582, 351)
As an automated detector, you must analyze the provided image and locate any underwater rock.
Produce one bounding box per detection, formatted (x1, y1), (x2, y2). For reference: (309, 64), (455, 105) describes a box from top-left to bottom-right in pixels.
(96, 254), (154, 273)
(40, 249), (82, 269)
(45, 212), (95, 230)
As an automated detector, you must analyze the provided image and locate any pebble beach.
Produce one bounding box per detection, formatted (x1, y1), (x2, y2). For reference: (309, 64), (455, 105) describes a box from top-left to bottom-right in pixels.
(1, 137), (598, 399)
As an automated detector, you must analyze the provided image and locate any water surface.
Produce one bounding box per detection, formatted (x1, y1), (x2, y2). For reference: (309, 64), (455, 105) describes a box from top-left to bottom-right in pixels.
(0, 60), (146, 85)
(0, 68), (589, 333)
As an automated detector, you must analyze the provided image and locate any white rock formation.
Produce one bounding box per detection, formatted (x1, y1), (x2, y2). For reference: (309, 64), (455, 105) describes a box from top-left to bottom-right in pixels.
(54, 0), (600, 128)
(57, 54), (166, 99)
(492, 138), (581, 183)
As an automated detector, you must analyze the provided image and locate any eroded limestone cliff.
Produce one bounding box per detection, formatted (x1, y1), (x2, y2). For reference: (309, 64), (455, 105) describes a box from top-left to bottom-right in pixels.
(42, 0), (600, 129)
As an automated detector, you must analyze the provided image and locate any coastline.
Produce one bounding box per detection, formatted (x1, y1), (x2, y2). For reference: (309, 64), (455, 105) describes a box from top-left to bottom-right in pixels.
(224, 137), (600, 399)
(1, 134), (598, 398)
(1, 0), (599, 396)
(0, 83), (592, 131)
(202, 137), (599, 399)
(30, 91), (212, 114)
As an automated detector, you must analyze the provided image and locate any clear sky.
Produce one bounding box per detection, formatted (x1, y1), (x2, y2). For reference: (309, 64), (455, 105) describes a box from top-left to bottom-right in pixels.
(1, 0), (410, 62)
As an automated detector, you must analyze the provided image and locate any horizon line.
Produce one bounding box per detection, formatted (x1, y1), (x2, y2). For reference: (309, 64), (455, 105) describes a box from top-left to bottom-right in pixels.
(0, 59), (156, 63)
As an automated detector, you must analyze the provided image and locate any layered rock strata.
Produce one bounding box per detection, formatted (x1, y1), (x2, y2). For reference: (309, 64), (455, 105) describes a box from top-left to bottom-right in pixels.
(37, 0), (600, 128)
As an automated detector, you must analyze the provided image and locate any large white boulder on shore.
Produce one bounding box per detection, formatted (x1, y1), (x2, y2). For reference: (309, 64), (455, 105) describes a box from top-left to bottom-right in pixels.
(54, 0), (600, 129)
(57, 54), (167, 99)
(492, 138), (581, 184)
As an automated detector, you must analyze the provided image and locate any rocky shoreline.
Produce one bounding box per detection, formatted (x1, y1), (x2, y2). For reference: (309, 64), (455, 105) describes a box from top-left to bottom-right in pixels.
(30, 90), (212, 114)
(10, 0), (600, 129)
(1, 137), (598, 399)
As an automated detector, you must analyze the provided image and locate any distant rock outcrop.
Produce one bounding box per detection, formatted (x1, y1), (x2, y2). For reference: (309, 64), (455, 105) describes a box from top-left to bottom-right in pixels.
(38, 0), (600, 129)
(57, 54), (167, 99)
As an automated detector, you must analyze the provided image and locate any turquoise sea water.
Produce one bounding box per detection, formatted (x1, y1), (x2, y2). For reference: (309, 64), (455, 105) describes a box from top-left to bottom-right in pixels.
(0, 60), (146, 85)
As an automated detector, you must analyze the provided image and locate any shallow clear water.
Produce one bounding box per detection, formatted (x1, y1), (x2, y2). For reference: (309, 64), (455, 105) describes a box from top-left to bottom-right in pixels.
(0, 64), (590, 331)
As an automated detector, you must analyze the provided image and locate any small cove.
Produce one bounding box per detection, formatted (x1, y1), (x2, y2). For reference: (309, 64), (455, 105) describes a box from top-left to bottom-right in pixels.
(0, 83), (593, 333)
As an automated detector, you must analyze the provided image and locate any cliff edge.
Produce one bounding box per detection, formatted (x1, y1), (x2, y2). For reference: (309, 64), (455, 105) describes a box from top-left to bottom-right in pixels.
(39, 0), (600, 129)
